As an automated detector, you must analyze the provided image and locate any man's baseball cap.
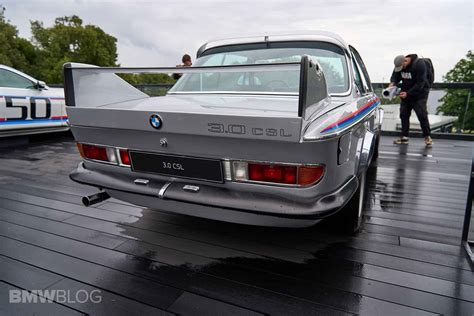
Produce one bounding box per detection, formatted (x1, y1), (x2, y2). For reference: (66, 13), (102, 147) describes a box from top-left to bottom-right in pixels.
(393, 55), (405, 72)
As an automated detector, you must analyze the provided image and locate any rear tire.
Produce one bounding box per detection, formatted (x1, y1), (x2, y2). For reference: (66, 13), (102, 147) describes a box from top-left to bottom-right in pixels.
(371, 129), (381, 163)
(335, 170), (367, 234)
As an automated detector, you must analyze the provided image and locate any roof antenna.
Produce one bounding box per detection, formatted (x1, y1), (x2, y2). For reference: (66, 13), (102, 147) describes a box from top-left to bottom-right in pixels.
(264, 35), (270, 47)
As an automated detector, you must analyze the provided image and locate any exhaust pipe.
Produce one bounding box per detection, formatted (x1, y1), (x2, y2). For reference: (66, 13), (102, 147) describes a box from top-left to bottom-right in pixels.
(82, 191), (110, 207)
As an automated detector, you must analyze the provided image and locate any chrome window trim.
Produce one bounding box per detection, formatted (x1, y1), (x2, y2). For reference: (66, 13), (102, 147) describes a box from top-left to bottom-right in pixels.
(198, 33), (351, 58)
(189, 38), (353, 97)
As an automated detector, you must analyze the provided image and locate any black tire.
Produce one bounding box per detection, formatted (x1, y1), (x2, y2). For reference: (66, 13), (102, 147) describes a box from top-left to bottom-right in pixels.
(371, 129), (381, 163)
(335, 170), (367, 234)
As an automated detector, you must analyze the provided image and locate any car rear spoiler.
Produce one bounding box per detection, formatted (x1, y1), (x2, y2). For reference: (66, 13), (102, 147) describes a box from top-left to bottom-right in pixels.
(63, 56), (328, 119)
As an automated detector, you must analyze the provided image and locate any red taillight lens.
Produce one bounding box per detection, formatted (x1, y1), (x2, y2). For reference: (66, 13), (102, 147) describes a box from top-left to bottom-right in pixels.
(79, 144), (108, 161)
(298, 166), (325, 185)
(248, 163), (297, 184)
(248, 164), (264, 181)
(119, 149), (131, 166)
(76, 143), (85, 158)
(284, 167), (297, 184)
(237, 162), (324, 186)
(76, 143), (130, 167)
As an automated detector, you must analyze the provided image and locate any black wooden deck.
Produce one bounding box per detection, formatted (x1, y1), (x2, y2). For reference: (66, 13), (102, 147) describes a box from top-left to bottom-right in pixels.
(0, 133), (472, 316)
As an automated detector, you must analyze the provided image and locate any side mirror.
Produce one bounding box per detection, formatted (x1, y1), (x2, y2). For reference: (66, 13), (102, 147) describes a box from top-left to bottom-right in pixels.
(36, 80), (47, 90)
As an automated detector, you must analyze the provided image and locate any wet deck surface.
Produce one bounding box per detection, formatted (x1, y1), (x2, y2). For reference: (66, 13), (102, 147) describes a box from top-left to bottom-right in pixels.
(0, 133), (472, 315)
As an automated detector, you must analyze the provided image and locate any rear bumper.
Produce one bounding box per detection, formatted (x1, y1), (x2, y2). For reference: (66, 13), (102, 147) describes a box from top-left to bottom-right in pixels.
(70, 161), (358, 227)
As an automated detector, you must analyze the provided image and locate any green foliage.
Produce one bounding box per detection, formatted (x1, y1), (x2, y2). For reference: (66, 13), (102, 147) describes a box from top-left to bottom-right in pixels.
(0, 6), (37, 74)
(380, 96), (402, 105)
(437, 50), (474, 130)
(30, 15), (118, 83)
(318, 60), (344, 90)
(119, 73), (176, 85)
(0, 7), (176, 87)
(118, 74), (176, 96)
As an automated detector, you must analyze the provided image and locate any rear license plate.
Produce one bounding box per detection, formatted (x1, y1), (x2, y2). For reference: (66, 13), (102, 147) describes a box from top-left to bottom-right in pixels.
(129, 151), (223, 183)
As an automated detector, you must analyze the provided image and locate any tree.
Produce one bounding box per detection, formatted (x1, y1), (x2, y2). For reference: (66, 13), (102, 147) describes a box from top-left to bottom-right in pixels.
(0, 9), (174, 86)
(30, 15), (118, 83)
(119, 73), (176, 96)
(0, 6), (38, 74)
(437, 50), (474, 130)
(120, 73), (176, 85)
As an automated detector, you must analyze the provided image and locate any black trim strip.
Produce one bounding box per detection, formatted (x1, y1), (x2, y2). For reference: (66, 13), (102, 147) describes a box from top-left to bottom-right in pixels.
(62, 63), (75, 107)
(298, 56), (309, 117)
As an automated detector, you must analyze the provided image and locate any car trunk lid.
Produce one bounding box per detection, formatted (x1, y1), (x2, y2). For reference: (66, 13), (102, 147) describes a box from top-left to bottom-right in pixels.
(67, 94), (302, 143)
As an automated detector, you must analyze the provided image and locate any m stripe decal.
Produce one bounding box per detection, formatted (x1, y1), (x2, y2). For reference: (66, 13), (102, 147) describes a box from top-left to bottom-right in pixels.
(321, 98), (380, 133)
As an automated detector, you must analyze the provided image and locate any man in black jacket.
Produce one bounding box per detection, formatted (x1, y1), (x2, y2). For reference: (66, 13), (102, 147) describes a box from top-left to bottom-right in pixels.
(389, 54), (433, 146)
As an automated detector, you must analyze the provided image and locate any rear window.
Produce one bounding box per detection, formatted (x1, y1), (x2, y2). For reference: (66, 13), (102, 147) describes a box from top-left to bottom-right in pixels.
(169, 41), (349, 95)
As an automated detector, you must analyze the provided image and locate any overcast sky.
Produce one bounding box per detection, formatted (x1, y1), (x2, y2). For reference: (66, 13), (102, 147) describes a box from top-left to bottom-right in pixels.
(3, 0), (473, 82)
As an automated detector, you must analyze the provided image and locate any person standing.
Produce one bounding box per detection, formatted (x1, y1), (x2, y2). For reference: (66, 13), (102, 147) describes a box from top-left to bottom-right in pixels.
(180, 54), (192, 67)
(389, 54), (433, 146)
(173, 54), (193, 80)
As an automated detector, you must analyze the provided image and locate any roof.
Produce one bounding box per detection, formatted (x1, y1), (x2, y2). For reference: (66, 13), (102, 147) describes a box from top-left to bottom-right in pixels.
(197, 31), (350, 57)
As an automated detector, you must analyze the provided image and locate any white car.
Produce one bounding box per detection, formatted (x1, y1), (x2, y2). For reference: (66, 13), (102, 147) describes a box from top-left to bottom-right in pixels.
(0, 64), (68, 137)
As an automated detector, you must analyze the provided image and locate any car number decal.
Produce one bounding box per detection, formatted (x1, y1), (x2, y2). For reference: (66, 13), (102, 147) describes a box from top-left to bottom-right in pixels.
(0, 95), (66, 124)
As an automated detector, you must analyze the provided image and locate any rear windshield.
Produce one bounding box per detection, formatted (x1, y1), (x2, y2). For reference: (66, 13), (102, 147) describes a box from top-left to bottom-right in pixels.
(169, 41), (349, 95)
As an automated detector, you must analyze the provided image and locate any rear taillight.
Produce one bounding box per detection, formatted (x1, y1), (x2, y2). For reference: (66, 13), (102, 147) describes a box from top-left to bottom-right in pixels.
(119, 149), (131, 166)
(248, 163), (297, 184)
(76, 143), (130, 167)
(298, 166), (325, 186)
(78, 143), (108, 162)
(233, 161), (324, 186)
(76, 143), (85, 158)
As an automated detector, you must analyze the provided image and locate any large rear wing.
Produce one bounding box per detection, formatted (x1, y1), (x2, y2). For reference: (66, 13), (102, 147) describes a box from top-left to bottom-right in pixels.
(63, 56), (328, 119)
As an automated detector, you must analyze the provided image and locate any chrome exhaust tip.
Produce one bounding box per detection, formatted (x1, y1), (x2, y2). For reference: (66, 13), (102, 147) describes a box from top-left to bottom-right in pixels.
(82, 191), (110, 207)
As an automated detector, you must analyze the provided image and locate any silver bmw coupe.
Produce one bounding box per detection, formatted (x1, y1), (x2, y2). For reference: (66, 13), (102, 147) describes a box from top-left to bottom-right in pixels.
(64, 32), (382, 232)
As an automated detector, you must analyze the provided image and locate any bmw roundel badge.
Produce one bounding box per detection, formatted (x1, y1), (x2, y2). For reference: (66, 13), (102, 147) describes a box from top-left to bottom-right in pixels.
(149, 114), (163, 129)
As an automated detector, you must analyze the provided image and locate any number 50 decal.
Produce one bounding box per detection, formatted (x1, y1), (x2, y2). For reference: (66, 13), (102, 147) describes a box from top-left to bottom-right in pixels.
(5, 96), (51, 120)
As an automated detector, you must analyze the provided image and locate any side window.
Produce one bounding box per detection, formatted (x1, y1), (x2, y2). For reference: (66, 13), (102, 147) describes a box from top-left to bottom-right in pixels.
(352, 54), (370, 94)
(0, 69), (35, 89)
(350, 47), (373, 92)
(352, 59), (365, 94)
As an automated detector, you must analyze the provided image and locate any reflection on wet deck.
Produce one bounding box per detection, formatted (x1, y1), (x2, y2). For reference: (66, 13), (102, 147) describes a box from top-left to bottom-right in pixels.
(0, 134), (472, 315)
